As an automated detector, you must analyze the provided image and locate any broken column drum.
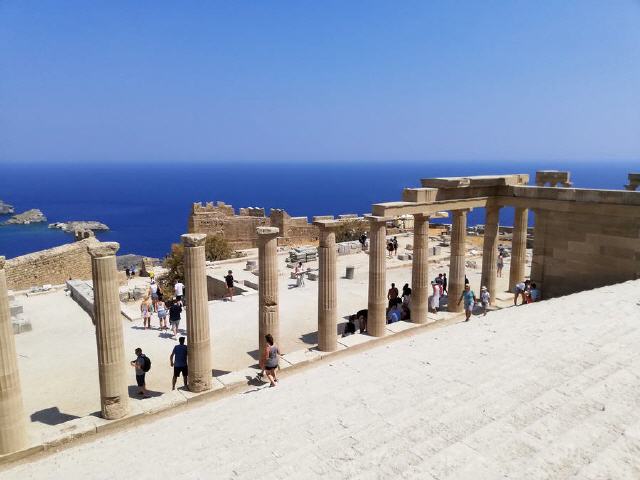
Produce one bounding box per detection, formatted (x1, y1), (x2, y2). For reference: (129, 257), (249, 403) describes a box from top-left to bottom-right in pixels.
(182, 234), (212, 393)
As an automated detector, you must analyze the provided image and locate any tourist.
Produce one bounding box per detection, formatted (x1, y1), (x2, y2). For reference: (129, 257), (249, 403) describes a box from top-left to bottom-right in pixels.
(224, 270), (235, 301)
(130, 347), (150, 397)
(513, 280), (529, 306)
(529, 282), (541, 302)
(430, 281), (440, 313)
(125, 267), (130, 280)
(295, 262), (305, 287)
(387, 240), (394, 258)
(174, 280), (184, 301)
(359, 233), (367, 251)
(260, 334), (280, 387)
(392, 237), (399, 257)
(442, 273), (448, 294)
(140, 297), (152, 329)
(130, 265), (136, 277)
(156, 299), (168, 330)
(149, 270), (155, 281)
(400, 304), (411, 320)
(464, 275), (470, 286)
(387, 283), (399, 309)
(170, 337), (188, 390)
(169, 299), (183, 338)
(480, 286), (490, 316)
(356, 308), (368, 333)
(457, 284), (477, 322)
(497, 254), (504, 278)
(343, 316), (357, 336)
(401, 283), (411, 306)
(386, 303), (401, 323)
(149, 280), (159, 311)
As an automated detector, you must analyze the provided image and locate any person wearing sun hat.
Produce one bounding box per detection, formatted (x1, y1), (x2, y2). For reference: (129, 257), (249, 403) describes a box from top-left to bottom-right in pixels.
(480, 285), (491, 316)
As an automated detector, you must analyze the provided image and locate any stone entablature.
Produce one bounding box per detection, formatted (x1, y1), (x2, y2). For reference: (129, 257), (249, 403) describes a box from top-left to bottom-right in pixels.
(373, 173), (640, 300)
(5, 237), (99, 291)
(535, 170), (572, 187)
(188, 201), (368, 249)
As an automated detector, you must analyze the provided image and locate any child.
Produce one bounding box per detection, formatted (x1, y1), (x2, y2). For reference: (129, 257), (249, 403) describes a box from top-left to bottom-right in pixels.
(480, 286), (491, 316)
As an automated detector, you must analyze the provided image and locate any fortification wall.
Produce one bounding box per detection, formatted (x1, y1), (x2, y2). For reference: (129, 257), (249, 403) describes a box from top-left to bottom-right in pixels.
(5, 237), (99, 290)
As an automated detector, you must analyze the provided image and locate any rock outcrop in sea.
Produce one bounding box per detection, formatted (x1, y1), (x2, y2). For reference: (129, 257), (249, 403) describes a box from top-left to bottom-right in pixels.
(0, 200), (15, 215)
(48, 221), (110, 233)
(3, 209), (47, 225)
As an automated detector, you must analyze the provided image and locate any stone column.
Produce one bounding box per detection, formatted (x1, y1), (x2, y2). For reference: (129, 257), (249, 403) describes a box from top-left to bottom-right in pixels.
(0, 257), (27, 454)
(411, 214), (430, 324)
(182, 234), (212, 392)
(367, 216), (388, 337)
(315, 221), (339, 351)
(89, 243), (129, 420)
(448, 209), (469, 312)
(257, 227), (280, 354)
(509, 207), (529, 291)
(480, 205), (500, 299)
(530, 209), (546, 289)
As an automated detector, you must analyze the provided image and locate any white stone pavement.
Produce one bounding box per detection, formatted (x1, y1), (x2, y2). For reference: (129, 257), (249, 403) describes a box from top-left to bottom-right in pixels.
(4, 280), (639, 479)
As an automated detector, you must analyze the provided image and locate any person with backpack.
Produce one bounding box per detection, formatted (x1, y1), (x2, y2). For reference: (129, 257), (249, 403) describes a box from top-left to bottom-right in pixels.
(131, 347), (151, 397)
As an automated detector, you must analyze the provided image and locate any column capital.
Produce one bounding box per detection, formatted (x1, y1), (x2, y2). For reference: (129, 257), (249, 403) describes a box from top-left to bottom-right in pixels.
(256, 226), (280, 237)
(451, 208), (471, 216)
(412, 213), (431, 220)
(87, 242), (120, 258)
(181, 233), (207, 247)
(312, 220), (341, 229)
(0, 256), (5, 269)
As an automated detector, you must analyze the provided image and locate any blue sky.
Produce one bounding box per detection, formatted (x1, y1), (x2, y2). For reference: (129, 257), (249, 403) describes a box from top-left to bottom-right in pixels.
(1, 1), (639, 164)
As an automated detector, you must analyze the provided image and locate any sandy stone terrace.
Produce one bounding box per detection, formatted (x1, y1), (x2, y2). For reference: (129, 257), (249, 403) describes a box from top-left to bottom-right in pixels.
(4, 280), (639, 479)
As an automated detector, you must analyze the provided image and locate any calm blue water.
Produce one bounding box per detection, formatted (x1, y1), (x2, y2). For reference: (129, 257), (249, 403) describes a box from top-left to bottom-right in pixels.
(0, 161), (634, 259)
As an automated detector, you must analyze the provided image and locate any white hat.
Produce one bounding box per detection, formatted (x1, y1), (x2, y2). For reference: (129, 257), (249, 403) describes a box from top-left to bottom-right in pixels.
(481, 285), (487, 290)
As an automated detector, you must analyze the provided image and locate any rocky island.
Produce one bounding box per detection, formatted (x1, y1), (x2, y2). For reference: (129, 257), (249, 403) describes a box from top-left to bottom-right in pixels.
(49, 221), (110, 233)
(3, 208), (47, 225)
(0, 200), (15, 215)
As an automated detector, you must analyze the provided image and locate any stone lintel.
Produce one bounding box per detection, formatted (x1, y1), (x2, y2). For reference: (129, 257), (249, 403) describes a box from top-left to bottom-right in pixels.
(312, 220), (342, 229)
(421, 174), (528, 189)
(0, 256), (4, 269)
(364, 214), (394, 223)
(87, 242), (120, 258)
(402, 188), (438, 203)
(256, 226), (280, 236)
(181, 233), (207, 247)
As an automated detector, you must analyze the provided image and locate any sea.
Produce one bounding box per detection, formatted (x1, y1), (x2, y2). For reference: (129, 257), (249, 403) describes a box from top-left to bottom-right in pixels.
(0, 161), (635, 260)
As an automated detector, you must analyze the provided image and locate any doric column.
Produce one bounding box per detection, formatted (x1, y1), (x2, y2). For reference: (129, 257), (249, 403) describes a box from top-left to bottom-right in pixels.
(0, 257), (27, 454)
(181, 234), (212, 392)
(88, 243), (129, 420)
(509, 207), (529, 291)
(411, 214), (430, 324)
(314, 221), (339, 351)
(257, 227), (280, 354)
(530, 208), (546, 289)
(367, 216), (388, 337)
(481, 205), (500, 299)
(448, 209), (469, 312)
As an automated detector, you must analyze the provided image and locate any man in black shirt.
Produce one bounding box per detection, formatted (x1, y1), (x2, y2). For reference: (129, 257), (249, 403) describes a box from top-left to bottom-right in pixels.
(169, 300), (183, 338)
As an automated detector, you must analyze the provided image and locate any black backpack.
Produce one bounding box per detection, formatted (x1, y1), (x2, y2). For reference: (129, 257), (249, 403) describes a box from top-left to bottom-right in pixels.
(142, 355), (151, 372)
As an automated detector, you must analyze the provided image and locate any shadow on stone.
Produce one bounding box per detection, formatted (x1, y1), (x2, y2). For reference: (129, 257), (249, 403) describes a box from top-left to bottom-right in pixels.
(299, 331), (318, 345)
(212, 369), (231, 377)
(127, 385), (163, 399)
(31, 407), (80, 426)
(246, 349), (261, 361)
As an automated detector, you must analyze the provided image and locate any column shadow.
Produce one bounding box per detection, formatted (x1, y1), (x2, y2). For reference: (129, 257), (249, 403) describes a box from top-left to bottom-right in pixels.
(299, 331), (318, 345)
(212, 369), (231, 377)
(127, 385), (163, 399)
(30, 407), (80, 426)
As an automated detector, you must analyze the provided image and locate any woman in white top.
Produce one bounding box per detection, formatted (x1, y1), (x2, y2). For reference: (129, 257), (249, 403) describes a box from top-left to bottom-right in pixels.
(430, 281), (440, 313)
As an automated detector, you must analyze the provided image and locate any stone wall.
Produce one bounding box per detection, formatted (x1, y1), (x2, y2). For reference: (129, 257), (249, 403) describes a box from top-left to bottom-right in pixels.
(530, 207), (640, 298)
(188, 201), (323, 248)
(5, 237), (99, 290)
